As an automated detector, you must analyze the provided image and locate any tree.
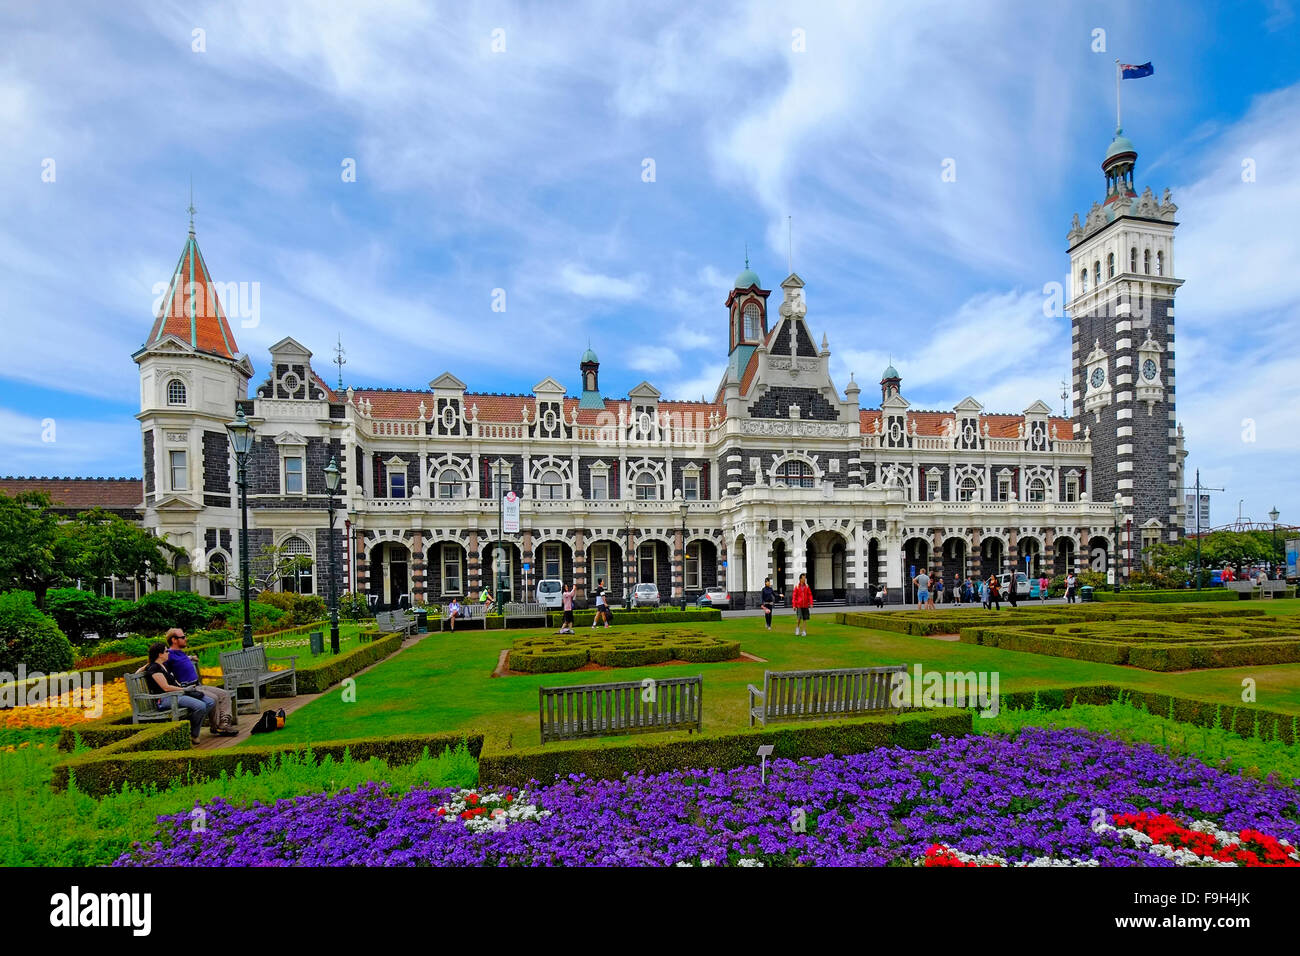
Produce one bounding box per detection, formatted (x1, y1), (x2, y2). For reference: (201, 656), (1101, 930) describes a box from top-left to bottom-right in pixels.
(67, 508), (184, 595)
(0, 491), (79, 607)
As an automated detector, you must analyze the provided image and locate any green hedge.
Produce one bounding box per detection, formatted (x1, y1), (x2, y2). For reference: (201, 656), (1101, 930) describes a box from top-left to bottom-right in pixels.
(506, 628), (740, 673)
(53, 731), (485, 796)
(479, 710), (972, 788)
(998, 684), (1300, 746)
(1093, 589), (1237, 602)
(293, 632), (404, 694)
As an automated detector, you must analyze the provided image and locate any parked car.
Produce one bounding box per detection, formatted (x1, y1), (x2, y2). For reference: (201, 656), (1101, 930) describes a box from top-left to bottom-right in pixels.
(695, 587), (731, 609)
(631, 583), (660, 608)
(535, 579), (564, 609)
(998, 572), (1031, 599)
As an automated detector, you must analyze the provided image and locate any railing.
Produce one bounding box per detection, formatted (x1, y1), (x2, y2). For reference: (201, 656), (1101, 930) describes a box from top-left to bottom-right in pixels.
(904, 501), (1112, 515)
(369, 420), (421, 437)
(860, 435), (1091, 456)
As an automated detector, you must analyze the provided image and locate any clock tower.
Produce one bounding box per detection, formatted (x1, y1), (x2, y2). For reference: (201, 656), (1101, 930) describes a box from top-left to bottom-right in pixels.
(1067, 127), (1187, 580)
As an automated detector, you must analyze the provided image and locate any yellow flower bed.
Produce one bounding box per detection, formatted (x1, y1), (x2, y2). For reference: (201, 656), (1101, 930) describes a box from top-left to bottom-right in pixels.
(0, 677), (131, 730)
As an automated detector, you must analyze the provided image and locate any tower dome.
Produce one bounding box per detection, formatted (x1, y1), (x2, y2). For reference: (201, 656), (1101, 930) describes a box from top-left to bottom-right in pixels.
(735, 266), (761, 289)
(581, 346), (599, 364)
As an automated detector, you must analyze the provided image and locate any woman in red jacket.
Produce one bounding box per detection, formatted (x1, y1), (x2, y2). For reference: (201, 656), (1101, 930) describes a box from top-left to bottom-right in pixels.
(792, 573), (814, 637)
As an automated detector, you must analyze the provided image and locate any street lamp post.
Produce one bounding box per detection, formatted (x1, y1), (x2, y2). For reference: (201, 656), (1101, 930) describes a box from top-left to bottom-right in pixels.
(1270, 507), (1280, 579)
(624, 503), (634, 610)
(1112, 492), (1123, 593)
(323, 457), (342, 654)
(225, 408), (257, 648)
(677, 492), (689, 611)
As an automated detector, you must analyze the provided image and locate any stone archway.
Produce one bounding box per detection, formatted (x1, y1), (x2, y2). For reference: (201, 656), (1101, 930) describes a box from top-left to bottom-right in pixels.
(1054, 536), (1077, 576)
(368, 541), (411, 609)
(805, 530), (848, 600)
(980, 537), (1004, 580)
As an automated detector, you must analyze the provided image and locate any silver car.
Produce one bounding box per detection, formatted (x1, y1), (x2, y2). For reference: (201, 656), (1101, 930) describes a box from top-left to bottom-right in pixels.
(631, 583), (660, 608)
(697, 587), (730, 609)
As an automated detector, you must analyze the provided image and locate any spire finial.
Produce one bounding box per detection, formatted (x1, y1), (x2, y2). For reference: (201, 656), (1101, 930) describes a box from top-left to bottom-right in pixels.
(744, 242), (749, 270)
(787, 215), (793, 275)
(187, 176), (196, 236)
(333, 333), (347, 391)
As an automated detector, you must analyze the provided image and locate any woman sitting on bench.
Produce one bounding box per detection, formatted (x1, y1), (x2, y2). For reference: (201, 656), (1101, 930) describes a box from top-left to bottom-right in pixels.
(446, 597), (462, 630)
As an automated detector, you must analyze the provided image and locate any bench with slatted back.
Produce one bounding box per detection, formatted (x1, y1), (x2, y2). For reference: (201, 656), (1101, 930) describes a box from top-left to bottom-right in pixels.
(504, 601), (548, 626)
(539, 675), (703, 743)
(124, 672), (183, 725)
(748, 666), (905, 727)
(375, 610), (416, 635)
(442, 602), (486, 630)
(219, 646), (297, 714)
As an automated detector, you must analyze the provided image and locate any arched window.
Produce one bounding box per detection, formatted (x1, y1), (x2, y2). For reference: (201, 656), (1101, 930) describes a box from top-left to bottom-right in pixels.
(1107, 253), (1115, 278)
(1143, 249), (1151, 275)
(1093, 261), (1101, 286)
(774, 459), (815, 488)
(634, 472), (658, 500)
(1079, 269), (1088, 293)
(280, 536), (314, 594)
(1130, 247), (1137, 273)
(959, 477), (978, 502)
(538, 469), (565, 500)
(1027, 478), (1047, 503)
(437, 468), (465, 499)
(743, 303), (761, 340)
(208, 554), (226, 598)
(173, 554), (191, 592)
(1155, 251), (1163, 276)
(167, 379), (187, 405)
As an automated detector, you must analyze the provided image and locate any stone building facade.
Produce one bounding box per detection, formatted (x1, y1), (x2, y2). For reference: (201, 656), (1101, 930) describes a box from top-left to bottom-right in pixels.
(133, 129), (1186, 608)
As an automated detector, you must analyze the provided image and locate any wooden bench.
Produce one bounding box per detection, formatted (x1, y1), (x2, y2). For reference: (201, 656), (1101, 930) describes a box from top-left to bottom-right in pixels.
(375, 610), (416, 635)
(124, 672), (185, 725)
(504, 601), (548, 626)
(442, 602), (487, 631)
(748, 666), (905, 727)
(539, 675), (703, 743)
(219, 646), (298, 714)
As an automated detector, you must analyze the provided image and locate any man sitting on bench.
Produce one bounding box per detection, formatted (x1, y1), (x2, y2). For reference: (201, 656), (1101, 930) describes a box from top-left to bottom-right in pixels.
(447, 597), (463, 631)
(163, 629), (237, 736)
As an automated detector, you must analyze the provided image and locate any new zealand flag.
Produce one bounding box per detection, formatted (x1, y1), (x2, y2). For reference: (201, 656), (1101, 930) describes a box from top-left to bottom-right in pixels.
(1121, 62), (1154, 79)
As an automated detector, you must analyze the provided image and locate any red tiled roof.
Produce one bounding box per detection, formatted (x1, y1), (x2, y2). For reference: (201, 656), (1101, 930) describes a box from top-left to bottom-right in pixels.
(144, 233), (241, 360)
(0, 477), (143, 512)
(349, 389), (722, 425)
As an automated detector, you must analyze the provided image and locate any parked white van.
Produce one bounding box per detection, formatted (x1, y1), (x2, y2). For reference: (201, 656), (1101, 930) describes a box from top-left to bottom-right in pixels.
(998, 572), (1032, 599)
(536, 579), (564, 609)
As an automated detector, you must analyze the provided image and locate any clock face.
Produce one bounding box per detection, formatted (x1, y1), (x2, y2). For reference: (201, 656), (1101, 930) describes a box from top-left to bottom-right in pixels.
(1142, 358), (1158, 381)
(1090, 367), (1105, 389)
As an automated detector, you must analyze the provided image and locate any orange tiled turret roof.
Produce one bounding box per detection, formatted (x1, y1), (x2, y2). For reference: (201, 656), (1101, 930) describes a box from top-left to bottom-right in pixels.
(144, 230), (240, 360)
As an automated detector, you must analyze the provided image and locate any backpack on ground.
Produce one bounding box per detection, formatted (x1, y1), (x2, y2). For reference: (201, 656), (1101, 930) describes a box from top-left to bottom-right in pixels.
(249, 708), (286, 734)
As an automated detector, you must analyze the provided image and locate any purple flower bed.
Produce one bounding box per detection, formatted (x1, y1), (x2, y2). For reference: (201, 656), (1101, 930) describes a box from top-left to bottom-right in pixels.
(115, 728), (1300, 867)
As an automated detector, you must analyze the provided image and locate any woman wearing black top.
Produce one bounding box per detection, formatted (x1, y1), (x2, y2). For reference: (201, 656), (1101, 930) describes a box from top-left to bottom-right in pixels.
(144, 642), (213, 744)
(760, 577), (780, 631)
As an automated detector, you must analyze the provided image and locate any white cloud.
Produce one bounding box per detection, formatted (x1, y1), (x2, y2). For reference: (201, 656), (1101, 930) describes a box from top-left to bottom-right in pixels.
(558, 264), (646, 301)
(627, 345), (681, 373)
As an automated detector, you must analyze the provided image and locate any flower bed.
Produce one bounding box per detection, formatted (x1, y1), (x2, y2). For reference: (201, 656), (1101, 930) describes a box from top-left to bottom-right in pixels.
(115, 727), (1300, 866)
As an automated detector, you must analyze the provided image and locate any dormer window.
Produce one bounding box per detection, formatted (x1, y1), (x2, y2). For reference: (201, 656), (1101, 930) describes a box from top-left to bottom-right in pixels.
(167, 379), (187, 405)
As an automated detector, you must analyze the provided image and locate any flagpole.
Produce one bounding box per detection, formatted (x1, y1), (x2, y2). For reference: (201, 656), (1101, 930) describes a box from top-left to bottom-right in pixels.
(1115, 59), (1121, 129)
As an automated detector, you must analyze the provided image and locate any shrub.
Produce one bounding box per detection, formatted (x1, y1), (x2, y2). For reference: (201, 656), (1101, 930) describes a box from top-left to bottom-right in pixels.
(255, 591), (328, 627)
(211, 601), (285, 634)
(338, 591), (372, 622)
(114, 591), (216, 636)
(507, 646), (590, 673)
(0, 591), (74, 673)
(505, 627), (742, 672)
(44, 589), (124, 641)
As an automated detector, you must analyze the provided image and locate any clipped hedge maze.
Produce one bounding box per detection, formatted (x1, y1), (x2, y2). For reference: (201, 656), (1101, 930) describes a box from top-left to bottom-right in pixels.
(506, 628), (742, 674)
(839, 604), (1267, 637)
(959, 619), (1300, 671)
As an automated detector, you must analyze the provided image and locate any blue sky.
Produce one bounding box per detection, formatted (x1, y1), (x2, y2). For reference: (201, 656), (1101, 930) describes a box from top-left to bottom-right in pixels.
(2, 0), (1297, 527)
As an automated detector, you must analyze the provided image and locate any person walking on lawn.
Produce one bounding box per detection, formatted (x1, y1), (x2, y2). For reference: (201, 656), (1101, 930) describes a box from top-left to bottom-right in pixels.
(760, 577), (780, 631)
(558, 583), (576, 634)
(792, 573), (814, 637)
(913, 567), (930, 610)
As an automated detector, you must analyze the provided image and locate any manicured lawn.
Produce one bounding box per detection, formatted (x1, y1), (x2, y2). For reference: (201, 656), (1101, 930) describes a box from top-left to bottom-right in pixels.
(260, 600), (1300, 753)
